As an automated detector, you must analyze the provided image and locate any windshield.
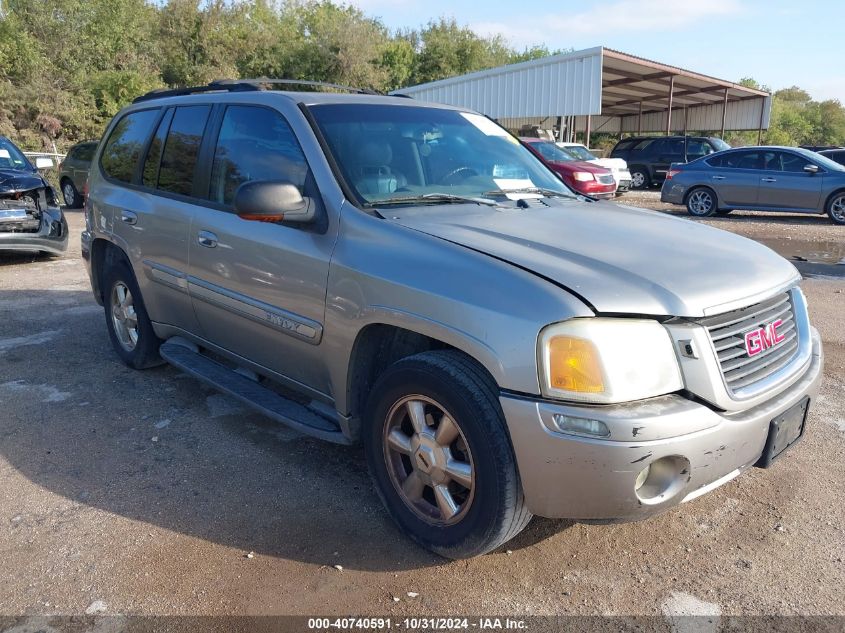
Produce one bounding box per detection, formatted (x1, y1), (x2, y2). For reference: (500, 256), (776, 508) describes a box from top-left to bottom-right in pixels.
(308, 104), (572, 204)
(0, 138), (33, 172)
(559, 144), (596, 161)
(526, 140), (577, 163)
(711, 138), (731, 152)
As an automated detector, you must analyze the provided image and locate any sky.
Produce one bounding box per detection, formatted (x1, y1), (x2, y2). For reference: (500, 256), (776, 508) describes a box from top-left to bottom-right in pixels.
(347, 0), (844, 101)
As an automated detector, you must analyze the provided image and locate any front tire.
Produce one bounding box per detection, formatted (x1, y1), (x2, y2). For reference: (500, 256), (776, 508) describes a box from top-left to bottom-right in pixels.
(827, 192), (845, 225)
(686, 187), (717, 217)
(103, 260), (163, 369)
(364, 350), (531, 559)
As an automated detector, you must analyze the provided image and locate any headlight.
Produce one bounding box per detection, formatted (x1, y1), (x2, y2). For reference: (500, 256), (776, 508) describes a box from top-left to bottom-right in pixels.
(572, 171), (595, 182)
(538, 318), (683, 404)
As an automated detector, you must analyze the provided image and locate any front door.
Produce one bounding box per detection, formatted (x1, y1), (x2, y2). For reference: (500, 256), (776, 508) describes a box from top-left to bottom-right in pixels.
(187, 104), (337, 395)
(756, 151), (823, 211)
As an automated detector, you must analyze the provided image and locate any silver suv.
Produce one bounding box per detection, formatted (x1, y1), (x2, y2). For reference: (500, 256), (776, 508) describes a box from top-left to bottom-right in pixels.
(81, 80), (823, 559)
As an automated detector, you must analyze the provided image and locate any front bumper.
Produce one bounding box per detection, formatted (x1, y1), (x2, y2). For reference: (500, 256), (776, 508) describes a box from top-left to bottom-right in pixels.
(0, 207), (68, 255)
(503, 329), (823, 521)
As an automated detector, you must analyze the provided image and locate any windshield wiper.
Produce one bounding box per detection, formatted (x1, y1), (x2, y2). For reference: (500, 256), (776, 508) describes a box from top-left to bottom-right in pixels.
(483, 187), (579, 200)
(373, 193), (498, 207)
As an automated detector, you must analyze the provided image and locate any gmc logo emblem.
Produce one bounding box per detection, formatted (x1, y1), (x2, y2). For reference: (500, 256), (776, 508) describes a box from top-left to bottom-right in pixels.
(745, 319), (786, 357)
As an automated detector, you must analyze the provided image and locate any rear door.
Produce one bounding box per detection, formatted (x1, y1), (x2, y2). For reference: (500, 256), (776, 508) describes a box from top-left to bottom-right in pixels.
(186, 103), (337, 394)
(651, 138), (685, 182)
(756, 151), (823, 210)
(707, 150), (762, 207)
(102, 105), (210, 333)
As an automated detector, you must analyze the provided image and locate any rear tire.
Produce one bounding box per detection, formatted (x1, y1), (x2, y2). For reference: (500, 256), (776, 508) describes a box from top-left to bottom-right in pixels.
(61, 179), (82, 208)
(103, 260), (163, 369)
(630, 168), (649, 190)
(364, 350), (531, 559)
(686, 187), (717, 217)
(827, 192), (845, 225)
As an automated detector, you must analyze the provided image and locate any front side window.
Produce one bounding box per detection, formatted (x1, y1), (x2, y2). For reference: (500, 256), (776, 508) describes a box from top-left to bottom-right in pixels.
(308, 104), (571, 204)
(157, 105), (210, 196)
(687, 140), (713, 159)
(99, 109), (160, 183)
(208, 105), (308, 206)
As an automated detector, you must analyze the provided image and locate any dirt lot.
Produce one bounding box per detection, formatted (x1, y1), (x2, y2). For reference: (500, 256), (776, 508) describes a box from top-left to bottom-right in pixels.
(0, 204), (843, 622)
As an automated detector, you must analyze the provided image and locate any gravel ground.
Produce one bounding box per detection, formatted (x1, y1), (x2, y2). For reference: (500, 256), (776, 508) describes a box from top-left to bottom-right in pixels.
(0, 207), (843, 622)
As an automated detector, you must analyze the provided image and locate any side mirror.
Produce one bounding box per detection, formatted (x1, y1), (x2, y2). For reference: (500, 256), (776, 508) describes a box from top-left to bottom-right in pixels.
(233, 181), (315, 224)
(804, 163), (820, 174)
(35, 157), (54, 170)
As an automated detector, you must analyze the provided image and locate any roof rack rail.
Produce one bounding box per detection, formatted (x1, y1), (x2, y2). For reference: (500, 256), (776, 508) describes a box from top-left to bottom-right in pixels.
(211, 78), (382, 96)
(133, 78), (381, 103)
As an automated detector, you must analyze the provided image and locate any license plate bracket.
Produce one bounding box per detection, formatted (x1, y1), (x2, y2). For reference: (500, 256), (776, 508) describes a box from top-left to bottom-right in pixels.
(755, 397), (810, 468)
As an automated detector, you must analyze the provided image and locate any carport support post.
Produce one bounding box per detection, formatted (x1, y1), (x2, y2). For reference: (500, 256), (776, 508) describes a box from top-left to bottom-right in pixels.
(637, 102), (643, 135)
(665, 75), (675, 135)
(585, 115), (592, 148)
(720, 88), (729, 138)
(758, 97), (766, 144)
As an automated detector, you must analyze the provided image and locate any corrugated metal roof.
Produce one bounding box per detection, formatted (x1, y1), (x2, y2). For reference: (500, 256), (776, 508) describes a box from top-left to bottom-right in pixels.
(392, 46), (771, 132)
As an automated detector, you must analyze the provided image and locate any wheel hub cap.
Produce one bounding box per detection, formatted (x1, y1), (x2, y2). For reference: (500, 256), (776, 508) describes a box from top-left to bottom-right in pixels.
(383, 396), (475, 525)
(110, 282), (139, 352)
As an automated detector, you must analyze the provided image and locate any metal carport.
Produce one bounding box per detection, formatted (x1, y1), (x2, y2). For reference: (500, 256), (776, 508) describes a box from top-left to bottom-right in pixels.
(392, 47), (771, 143)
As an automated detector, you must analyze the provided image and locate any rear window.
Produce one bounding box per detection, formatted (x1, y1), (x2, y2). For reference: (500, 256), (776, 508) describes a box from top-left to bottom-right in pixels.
(100, 109), (160, 183)
(75, 143), (96, 162)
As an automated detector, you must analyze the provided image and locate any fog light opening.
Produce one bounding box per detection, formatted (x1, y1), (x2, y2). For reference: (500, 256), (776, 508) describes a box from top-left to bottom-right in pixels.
(634, 455), (690, 505)
(552, 414), (610, 438)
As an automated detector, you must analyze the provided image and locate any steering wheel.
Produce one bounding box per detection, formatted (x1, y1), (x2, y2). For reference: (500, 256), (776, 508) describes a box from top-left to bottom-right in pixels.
(439, 166), (479, 185)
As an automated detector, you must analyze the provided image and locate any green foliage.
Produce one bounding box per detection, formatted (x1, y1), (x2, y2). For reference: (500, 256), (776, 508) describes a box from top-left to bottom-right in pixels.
(1, 1), (843, 153)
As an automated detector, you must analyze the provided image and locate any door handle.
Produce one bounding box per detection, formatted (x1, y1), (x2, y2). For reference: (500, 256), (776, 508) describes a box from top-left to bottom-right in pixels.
(120, 210), (138, 225)
(197, 230), (218, 248)
(761, 177), (777, 183)
(711, 175), (726, 180)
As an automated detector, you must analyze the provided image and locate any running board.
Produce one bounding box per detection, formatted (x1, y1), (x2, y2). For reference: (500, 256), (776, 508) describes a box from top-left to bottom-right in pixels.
(159, 339), (351, 445)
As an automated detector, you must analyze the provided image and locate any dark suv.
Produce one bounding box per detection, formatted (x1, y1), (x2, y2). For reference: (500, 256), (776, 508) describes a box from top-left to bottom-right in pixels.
(610, 136), (730, 189)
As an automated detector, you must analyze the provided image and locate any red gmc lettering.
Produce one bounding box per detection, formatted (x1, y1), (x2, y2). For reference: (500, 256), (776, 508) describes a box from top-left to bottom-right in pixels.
(745, 319), (785, 357)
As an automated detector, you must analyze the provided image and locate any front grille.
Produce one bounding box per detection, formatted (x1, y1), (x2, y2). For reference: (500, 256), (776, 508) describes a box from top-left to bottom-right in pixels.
(597, 174), (615, 185)
(700, 292), (799, 393)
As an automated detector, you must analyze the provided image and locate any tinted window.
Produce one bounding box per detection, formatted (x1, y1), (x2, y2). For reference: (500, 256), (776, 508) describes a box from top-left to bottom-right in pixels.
(664, 139), (685, 155)
(142, 109), (174, 188)
(776, 152), (810, 173)
(75, 143), (96, 162)
(100, 109), (159, 182)
(613, 139), (637, 152)
(711, 151), (761, 169)
(208, 106), (308, 206)
(157, 106), (210, 196)
(687, 139), (714, 159)
(632, 139), (653, 151)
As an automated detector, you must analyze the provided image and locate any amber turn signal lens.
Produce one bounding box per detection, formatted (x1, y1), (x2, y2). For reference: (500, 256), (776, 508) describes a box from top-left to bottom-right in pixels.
(547, 336), (604, 393)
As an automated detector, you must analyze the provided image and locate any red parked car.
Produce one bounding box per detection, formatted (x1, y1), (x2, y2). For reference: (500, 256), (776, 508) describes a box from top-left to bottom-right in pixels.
(521, 138), (616, 198)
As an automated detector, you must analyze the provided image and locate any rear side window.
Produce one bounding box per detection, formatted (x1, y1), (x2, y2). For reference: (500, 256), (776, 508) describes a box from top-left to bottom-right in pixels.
(207, 105), (308, 206)
(157, 105), (211, 196)
(632, 139), (653, 151)
(76, 144), (96, 162)
(100, 109), (160, 183)
(142, 109), (174, 188)
(715, 151), (761, 169)
(613, 139), (636, 152)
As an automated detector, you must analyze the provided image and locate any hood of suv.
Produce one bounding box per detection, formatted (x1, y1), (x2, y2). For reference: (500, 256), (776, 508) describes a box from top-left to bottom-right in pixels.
(387, 200), (799, 317)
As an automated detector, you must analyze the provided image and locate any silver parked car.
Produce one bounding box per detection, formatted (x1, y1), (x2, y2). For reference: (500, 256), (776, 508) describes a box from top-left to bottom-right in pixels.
(661, 146), (845, 224)
(82, 81), (823, 558)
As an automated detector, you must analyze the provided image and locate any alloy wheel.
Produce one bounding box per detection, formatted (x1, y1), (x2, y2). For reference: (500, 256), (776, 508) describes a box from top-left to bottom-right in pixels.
(110, 282), (139, 351)
(62, 182), (76, 206)
(830, 195), (845, 223)
(688, 190), (714, 215)
(383, 395), (475, 525)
